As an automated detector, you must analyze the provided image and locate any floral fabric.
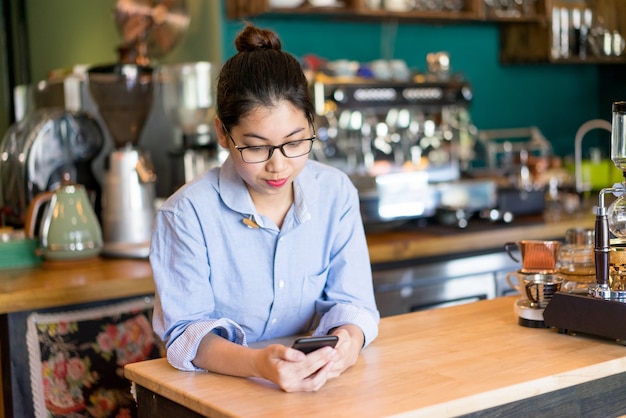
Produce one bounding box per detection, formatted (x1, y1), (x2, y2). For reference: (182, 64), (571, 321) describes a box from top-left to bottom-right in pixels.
(26, 297), (165, 418)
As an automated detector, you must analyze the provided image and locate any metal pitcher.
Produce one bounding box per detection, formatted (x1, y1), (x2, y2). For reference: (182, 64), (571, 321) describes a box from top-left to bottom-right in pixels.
(504, 240), (561, 274)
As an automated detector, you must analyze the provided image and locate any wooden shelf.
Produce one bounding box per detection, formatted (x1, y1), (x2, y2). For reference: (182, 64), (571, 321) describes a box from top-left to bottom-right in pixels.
(225, 0), (626, 65)
(500, 0), (626, 64)
(226, 0), (546, 23)
(550, 56), (626, 64)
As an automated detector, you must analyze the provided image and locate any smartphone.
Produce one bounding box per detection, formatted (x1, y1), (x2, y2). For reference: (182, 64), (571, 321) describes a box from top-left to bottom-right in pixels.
(291, 336), (338, 354)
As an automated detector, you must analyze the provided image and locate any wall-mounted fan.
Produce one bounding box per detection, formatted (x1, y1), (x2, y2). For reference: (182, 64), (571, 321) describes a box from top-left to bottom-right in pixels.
(114, 0), (190, 65)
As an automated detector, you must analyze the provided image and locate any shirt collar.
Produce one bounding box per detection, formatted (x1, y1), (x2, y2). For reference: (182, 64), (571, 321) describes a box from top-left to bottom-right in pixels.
(218, 157), (319, 227)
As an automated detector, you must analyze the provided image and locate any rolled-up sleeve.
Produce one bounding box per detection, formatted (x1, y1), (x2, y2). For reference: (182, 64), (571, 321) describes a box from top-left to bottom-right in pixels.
(314, 303), (379, 347)
(164, 319), (247, 371)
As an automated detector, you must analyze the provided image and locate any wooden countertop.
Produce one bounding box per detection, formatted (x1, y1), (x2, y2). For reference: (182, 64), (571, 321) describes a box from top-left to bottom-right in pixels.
(366, 212), (594, 264)
(124, 296), (626, 418)
(0, 213), (594, 314)
(0, 258), (154, 313)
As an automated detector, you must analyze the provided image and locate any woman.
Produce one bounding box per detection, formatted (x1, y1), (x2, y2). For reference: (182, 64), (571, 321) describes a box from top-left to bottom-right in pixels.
(150, 23), (379, 393)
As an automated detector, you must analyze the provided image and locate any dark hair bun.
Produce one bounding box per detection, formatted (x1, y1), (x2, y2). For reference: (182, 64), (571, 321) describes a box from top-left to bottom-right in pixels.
(235, 23), (282, 52)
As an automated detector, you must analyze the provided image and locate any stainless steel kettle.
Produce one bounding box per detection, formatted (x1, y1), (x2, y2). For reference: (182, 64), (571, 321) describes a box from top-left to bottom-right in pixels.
(24, 174), (103, 261)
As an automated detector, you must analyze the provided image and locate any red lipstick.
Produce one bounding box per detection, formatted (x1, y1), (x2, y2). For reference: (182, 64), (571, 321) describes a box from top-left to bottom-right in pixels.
(266, 178), (288, 188)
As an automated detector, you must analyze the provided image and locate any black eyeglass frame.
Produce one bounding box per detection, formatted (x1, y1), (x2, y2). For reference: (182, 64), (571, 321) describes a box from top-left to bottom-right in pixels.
(222, 124), (317, 164)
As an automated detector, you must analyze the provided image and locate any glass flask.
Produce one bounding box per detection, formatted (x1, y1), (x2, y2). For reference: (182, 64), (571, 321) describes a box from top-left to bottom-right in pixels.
(611, 101), (626, 171)
(608, 195), (626, 238)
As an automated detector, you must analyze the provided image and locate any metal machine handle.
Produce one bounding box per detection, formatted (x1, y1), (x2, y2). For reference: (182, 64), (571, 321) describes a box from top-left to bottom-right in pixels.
(574, 119), (611, 193)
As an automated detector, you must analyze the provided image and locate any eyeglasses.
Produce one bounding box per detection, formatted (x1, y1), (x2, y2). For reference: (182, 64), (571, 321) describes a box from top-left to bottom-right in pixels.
(223, 124), (316, 164)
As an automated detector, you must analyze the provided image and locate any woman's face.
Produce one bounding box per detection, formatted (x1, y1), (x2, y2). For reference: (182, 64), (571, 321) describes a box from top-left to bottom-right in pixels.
(216, 101), (313, 201)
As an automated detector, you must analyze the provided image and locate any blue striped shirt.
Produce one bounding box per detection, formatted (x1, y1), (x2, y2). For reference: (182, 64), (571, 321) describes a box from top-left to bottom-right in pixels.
(150, 157), (380, 371)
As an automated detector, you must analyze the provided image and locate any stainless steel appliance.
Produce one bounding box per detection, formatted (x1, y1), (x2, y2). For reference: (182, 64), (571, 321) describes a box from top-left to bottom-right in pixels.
(0, 106), (105, 227)
(373, 249), (520, 316)
(77, 0), (190, 257)
(87, 64), (156, 258)
(1, 0), (190, 231)
(159, 62), (222, 192)
(310, 71), (496, 229)
(112, 0), (191, 199)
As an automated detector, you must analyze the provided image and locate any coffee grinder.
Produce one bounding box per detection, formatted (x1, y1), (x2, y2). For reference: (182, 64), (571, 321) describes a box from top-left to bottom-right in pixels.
(543, 101), (626, 340)
(87, 64), (156, 258)
(159, 62), (221, 193)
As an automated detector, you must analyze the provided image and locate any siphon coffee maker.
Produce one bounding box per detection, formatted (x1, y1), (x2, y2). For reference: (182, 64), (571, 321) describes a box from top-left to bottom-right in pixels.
(544, 101), (626, 340)
(87, 64), (156, 258)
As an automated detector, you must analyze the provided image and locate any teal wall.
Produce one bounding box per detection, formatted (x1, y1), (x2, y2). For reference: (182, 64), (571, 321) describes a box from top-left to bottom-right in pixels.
(222, 16), (608, 158)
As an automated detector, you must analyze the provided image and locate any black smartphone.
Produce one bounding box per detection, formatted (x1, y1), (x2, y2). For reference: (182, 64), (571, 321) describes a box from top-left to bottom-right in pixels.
(291, 336), (339, 354)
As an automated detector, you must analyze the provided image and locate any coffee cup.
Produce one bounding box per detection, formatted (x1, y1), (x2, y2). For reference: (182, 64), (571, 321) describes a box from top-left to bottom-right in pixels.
(370, 59), (392, 80)
(523, 274), (563, 309)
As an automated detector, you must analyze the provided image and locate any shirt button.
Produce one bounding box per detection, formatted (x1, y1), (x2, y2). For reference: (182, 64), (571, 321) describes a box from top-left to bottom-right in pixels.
(271, 318), (277, 324)
(279, 280), (285, 288)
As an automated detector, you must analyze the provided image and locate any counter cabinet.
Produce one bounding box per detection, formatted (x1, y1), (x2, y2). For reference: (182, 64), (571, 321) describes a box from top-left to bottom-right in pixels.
(0, 259), (157, 418)
(0, 295), (163, 418)
(373, 249), (520, 316)
(128, 367), (626, 417)
(369, 213), (594, 315)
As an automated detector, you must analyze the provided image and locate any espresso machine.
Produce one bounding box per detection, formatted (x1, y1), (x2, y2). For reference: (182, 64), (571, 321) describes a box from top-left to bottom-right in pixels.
(543, 101), (626, 340)
(311, 66), (496, 229)
(159, 62), (221, 192)
(87, 64), (156, 258)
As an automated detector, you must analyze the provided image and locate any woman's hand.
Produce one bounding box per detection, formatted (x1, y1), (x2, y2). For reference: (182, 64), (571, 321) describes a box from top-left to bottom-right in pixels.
(194, 334), (336, 392)
(254, 325), (364, 391)
(325, 325), (364, 379)
(254, 343), (338, 392)
(193, 329), (363, 393)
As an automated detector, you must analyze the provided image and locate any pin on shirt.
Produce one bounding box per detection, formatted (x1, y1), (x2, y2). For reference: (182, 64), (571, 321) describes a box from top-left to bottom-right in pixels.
(243, 216), (259, 229)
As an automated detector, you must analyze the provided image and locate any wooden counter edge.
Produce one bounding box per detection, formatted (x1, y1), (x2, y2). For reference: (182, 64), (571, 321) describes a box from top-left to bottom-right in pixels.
(0, 259), (156, 314)
(0, 278), (156, 313)
(390, 358), (626, 417)
(367, 215), (594, 264)
(124, 350), (626, 418)
(125, 359), (228, 418)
